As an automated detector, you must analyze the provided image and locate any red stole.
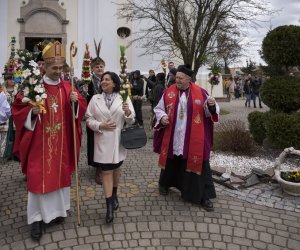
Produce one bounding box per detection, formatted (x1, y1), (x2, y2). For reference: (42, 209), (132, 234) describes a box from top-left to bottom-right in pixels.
(159, 83), (205, 174)
(12, 79), (87, 193)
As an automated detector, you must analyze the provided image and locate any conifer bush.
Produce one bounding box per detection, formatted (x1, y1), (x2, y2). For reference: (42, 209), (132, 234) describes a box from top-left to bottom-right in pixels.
(260, 76), (300, 113)
(264, 112), (300, 149)
(248, 111), (267, 144)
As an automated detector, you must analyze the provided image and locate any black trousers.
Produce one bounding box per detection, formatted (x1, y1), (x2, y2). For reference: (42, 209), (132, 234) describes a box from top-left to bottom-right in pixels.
(133, 100), (143, 125)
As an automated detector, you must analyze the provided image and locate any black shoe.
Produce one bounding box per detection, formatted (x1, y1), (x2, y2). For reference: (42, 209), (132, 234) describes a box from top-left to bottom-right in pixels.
(50, 217), (65, 225)
(112, 187), (119, 210)
(159, 186), (168, 195)
(260, 106), (263, 108)
(31, 221), (42, 241)
(105, 196), (114, 224)
(201, 199), (214, 212)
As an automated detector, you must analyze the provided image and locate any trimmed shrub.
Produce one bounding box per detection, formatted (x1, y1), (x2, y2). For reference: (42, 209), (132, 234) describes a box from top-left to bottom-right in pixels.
(260, 76), (300, 113)
(214, 119), (255, 155)
(261, 25), (300, 69)
(265, 112), (300, 149)
(248, 111), (267, 144)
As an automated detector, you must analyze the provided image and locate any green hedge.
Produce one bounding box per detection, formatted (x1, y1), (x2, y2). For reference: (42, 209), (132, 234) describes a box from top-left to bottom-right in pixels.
(260, 76), (300, 113)
(248, 111), (267, 144)
(265, 112), (300, 149)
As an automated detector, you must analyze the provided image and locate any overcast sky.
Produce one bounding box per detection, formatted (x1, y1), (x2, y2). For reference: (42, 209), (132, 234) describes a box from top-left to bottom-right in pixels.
(237, 0), (300, 67)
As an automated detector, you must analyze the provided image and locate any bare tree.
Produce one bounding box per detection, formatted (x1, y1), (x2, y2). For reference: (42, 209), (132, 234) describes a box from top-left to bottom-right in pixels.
(117, 0), (274, 78)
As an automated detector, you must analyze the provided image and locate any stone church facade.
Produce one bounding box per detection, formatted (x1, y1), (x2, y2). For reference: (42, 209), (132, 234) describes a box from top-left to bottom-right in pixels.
(0, 0), (223, 96)
(0, 0), (161, 77)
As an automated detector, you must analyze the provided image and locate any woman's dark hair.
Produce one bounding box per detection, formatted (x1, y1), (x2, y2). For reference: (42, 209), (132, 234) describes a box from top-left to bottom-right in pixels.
(133, 70), (141, 79)
(102, 71), (121, 92)
(156, 73), (165, 84)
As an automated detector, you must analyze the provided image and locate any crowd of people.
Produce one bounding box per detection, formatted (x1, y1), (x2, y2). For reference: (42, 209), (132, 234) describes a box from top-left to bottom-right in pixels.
(224, 74), (263, 108)
(1, 42), (220, 242)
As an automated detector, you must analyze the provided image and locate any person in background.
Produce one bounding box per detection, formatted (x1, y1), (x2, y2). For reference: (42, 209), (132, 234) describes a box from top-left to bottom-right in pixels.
(153, 64), (219, 212)
(86, 71), (135, 224)
(35, 52), (45, 75)
(167, 68), (177, 87)
(131, 70), (144, 127)
(234, 78), (241, 99)
(144, 69), (156, 107)
(227, 77), (235, 100)
(251, 76), (263, 108)
(62, 63), (71, 82)
(83, 41), (106, 185)
(1, 72), (18, 160)
(0, 90), (11, 159)
(166, 62), (176, 83)
(243, 76), (252, 108)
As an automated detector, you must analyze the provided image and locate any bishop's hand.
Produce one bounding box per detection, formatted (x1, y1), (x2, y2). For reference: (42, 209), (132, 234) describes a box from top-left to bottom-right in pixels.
(70, 91), (78, 103)
(32, 106), (40, 115)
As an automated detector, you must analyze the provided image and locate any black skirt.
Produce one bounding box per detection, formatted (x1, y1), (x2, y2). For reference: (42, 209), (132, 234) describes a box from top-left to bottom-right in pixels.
(93, 161), (123, 171)
(86, 126), (95, 167)
(159, 155), (216, 204)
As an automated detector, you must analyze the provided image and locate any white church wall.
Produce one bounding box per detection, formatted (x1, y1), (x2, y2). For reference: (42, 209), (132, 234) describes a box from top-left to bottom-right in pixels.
(0, 0), (8, 78)
(196, 66), (224, 97)
(59, 0), (78, 73)
(77, 0), (120, 77)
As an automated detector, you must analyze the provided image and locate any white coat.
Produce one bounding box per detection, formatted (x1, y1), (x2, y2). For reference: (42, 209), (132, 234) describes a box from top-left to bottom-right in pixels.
(86, 93), (135, 164)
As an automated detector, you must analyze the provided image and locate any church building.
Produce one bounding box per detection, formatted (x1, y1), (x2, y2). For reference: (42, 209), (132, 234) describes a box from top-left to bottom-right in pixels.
(0, 0), (162, 77)
(0, 0), (223, 97)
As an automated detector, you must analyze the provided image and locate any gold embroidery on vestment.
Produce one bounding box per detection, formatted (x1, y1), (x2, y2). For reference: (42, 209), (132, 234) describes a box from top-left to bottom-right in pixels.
(194, 113), (201, 124)
(45, 89), (62, 174)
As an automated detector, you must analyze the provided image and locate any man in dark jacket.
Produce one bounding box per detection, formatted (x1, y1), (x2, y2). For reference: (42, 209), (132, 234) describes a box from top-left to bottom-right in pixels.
(131, 70), (144, 126)
(167, 68), (177, 87)
(251, 77), (263, 108)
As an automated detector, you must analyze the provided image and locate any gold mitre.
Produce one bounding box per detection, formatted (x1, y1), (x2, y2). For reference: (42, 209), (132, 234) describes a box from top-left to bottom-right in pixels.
(42, 41), (66, 64)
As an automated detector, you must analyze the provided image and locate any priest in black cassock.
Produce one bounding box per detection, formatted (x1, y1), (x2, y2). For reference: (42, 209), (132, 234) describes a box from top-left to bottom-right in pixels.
(153, 64), (219, 211)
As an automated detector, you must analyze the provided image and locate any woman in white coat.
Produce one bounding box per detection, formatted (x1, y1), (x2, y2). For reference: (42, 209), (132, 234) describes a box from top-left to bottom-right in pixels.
(86, 71), (135, 223)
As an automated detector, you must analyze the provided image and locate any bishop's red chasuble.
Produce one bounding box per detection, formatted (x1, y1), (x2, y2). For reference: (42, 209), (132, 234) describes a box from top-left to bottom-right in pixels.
(12, 80), (87, 194)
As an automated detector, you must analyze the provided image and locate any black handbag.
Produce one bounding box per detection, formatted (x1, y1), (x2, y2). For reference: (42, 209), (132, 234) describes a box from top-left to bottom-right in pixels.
(121, 125), (147, 149)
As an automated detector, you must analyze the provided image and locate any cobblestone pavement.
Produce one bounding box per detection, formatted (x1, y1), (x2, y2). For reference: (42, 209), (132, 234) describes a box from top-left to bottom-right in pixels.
(1, 103), (300, 250)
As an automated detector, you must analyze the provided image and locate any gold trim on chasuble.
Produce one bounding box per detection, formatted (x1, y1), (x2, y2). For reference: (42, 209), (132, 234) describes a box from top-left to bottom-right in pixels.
(43, 88), (64, 191)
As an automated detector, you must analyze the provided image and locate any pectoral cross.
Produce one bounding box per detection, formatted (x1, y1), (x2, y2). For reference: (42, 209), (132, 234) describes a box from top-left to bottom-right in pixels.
(51, 102), (58, 113)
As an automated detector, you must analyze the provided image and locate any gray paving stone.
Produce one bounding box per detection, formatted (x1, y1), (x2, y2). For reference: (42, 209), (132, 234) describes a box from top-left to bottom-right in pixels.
(109, 240), (122, 249)
(73, 244), (93, 250)
(232, 237), (252, 247)
(58, 239), (78, 248)
(44, 243), (59, 250)
(208, 224), (220, 234)
(99, 242), (109, 249)
(1, 105), (300, 250)
(52, 231), (65, 242)
(214, 241), (227, 249)
(288, 239), (300, 250)
(76, 227), (89, 237)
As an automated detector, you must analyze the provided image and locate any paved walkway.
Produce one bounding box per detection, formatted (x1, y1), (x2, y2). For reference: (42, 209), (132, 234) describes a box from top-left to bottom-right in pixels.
(0, 102), (299, 250)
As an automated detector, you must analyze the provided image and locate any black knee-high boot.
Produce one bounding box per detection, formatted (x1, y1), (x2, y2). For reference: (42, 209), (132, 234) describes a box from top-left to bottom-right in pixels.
(112, 187), (119, 210)
(105, 196), (114, 224)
